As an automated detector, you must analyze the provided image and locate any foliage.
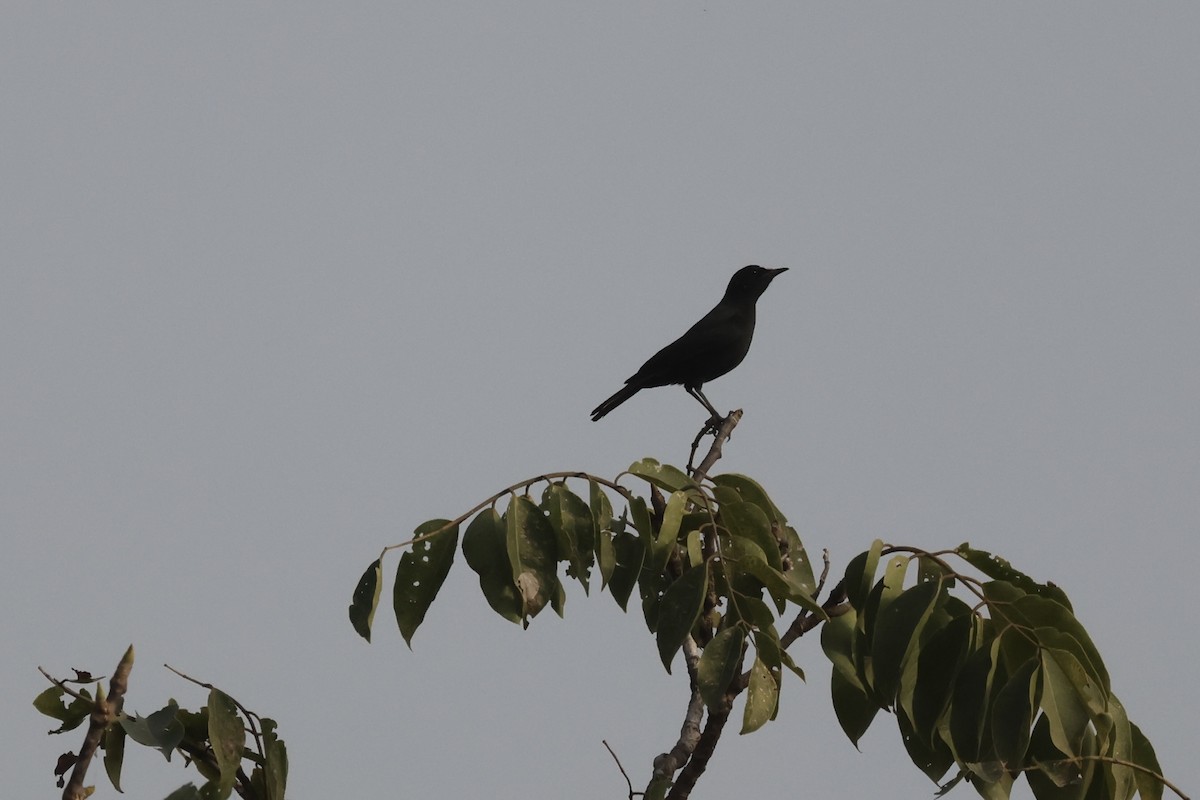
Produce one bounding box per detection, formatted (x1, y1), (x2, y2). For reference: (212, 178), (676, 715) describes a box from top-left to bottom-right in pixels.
(35, 648), (287, 800)
(826, 542), (1169, 799)
(349, 460), (1180, 800)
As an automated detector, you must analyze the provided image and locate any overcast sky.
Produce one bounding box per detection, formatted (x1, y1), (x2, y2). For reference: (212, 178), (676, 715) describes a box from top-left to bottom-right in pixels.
(3, 4), (1197, 799)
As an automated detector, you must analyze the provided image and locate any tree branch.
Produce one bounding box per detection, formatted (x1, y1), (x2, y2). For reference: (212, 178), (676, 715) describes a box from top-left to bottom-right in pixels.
(687, 411), (742, 483)
(649, 636), (705, 788)
(61, 645), (134, 800)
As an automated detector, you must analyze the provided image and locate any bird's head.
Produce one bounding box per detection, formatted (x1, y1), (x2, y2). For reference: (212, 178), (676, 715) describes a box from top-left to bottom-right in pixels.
(725, 265), (788, 301)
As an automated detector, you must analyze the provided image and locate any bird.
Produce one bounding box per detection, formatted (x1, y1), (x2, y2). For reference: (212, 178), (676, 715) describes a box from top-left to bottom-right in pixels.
(590, 265), (787, 422)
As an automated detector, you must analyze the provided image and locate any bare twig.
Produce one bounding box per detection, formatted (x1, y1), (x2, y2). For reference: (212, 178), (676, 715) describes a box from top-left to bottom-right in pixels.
(603, 740), (641, 799)
(60, 645), (134, 800)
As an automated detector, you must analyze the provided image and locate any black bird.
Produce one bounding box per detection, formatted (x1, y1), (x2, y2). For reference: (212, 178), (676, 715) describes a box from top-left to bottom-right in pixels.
(590, 265), (787, 422)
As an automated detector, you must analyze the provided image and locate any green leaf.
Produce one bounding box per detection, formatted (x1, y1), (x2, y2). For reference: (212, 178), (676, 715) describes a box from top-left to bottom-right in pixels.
(710, 473), (786, 522)
(32, 685), (92, 733)
(741, 656), (779, 734)
(779, 524), (817, 594)
(1026, 714), (1084, 796)
(655, 563), (709, 672)
(1013, 593), (1109, 696)
(912, 614), (972, 743)
(1094, 694), (1135, 800)
(1034, 627), (1107, 715)
(955, 544), (1072, 610)
(208, 689), (244, 800)
(820, 609), (862, 689)
(844, 539), (884, 611)
(462, 509), (522, 624)
(542, 483), (596, 592)
(897, 706), (955, 784)
(628, 494), (653, 539)
(830, 667), (879, 747)
(261, 718), (288, 800)
(348, 557), (382, 642)
(627, 458), (698, 492)
(697, 625), (746, 709)
(948, 638), (1001, 763)
(990, 656), (1040, 770)
(1130, 723), (1164, 800)
(638, 564), (669, 633)
(685, 530), (704, 567)
(608, 527), (645, 611)
(871, 579), (942, 706)
(505, 495), (562, 623)
(650, 490), (688, 572)
(721, 501), (782, 572)
(393, 520), (459, 647)
(165, 785), (202, 800)
(121, 700), (184, 761)
(1039, 648), (1093, 757)
(102, 720), (126, 791)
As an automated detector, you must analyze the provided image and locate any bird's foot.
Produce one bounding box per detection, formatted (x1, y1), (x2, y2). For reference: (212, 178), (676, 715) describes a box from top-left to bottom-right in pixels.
(703, 413), (726, 436)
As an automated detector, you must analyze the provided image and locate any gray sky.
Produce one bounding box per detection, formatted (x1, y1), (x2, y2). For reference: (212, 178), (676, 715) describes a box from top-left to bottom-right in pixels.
(4, 4), (1197, 798)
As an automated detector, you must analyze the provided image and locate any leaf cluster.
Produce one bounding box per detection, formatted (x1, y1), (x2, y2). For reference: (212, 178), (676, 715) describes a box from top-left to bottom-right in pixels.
(822, 542), (1169, 799)
(35, 653), (287, 800)
(349, 459), (825, 735)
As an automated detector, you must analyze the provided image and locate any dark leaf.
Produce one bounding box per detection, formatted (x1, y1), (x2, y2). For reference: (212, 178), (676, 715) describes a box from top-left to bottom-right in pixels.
(121, 700), (184, 761)
(394, 519), (459, 647)
(991, 656), (1040, 770)
(871, 579), (942, 705)
(348, 558), (382, 642)
(956, 544), (1072, 610)
(462, 509), (522, 624)
(913, 614), (973, 743)
(608, 527), (645, 611)
(542, 483), (596, 592)
(948, 640), (1001, 764)
(208, 689), (244, 800)
(697, 625), (746, 709)
(843, 539), (884, 611)
(741, 656), (779, 734)
(897, 706), (955, 784)
(710, 473), (786, 523)
(1039, 648), (1093, 758)
(831, 667), (879, 747)
(33, 686), (92, 733)
(655, 563), (709, 672)
(627, 458), (698, 492)
(1130, 723), (1164, 800)
(721, 501), (782, 571)
(505, 495), (562, 623)
(103, 721), (126, 791)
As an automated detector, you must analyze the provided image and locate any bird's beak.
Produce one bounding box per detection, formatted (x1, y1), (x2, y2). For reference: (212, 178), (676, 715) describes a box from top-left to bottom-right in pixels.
(769, 267), (788, 277)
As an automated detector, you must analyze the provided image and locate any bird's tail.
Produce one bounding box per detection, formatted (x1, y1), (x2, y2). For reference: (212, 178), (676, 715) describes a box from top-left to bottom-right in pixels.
(590, 384), (641, 421)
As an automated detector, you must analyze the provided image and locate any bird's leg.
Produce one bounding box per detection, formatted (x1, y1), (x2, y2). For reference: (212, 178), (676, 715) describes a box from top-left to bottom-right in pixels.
(686, 386), (725, 432)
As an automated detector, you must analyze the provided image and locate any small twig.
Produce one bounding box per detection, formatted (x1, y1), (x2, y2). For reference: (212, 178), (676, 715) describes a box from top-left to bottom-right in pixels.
(603, 740), (641, 799)
(165, 664), (265, 758)
(61, 645), (134, 800)
(688, 411), (742, 484)
(781, 579), (849, 649)
(38, 667), (93, 703)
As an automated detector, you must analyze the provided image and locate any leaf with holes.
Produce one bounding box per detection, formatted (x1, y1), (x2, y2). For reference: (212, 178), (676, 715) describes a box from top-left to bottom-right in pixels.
(394, 519), (459, 647)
